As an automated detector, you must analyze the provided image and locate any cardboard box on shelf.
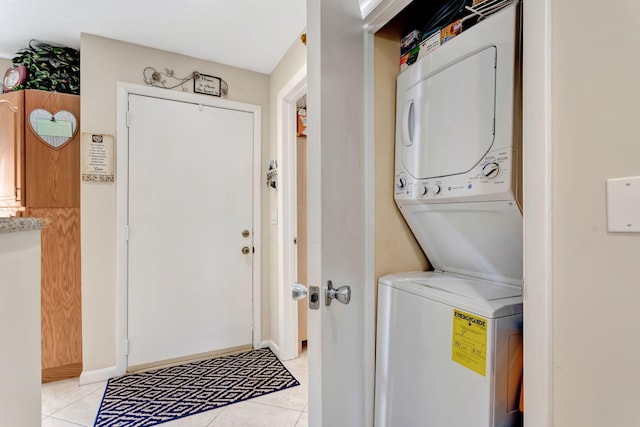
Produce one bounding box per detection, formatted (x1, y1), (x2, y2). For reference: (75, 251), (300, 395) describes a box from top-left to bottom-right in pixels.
(400, 46), (420, 72)
(417, 30), (441, 62)
(297, 108), (307, 137)
(400, 30), (421, 56)
(441, 19), (462, 44)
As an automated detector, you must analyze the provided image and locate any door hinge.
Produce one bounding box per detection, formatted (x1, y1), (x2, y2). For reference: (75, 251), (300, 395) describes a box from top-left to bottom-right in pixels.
(125, 225), (130, 241)
(126, 111), (131, 127)
(124, 339), (129, 356)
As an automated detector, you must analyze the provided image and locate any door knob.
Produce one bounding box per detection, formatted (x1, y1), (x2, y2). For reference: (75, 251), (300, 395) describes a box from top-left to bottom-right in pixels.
(291, 283), (308, 301)
(325, 280), (351, 306)
(242, 246), (251, 254)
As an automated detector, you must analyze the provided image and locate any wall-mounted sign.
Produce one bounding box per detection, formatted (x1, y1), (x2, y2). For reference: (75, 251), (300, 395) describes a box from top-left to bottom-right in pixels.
(194, 73), (222, 97)
(82, 133), (114, 182)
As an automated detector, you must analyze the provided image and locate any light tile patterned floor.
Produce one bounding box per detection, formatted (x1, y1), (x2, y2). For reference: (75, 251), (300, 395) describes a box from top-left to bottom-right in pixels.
(41, 350), (308, 427)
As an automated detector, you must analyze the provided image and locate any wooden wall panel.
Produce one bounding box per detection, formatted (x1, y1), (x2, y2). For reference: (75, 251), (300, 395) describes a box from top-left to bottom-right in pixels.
(24, 90), (80, 208)
(30, 207), (82, 375)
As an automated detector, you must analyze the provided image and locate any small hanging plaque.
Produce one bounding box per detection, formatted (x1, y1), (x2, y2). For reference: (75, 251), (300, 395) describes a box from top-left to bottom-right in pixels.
(82, 133), (115, 182)
(194, 74), (222, 97)
(29, 109), (77, 149)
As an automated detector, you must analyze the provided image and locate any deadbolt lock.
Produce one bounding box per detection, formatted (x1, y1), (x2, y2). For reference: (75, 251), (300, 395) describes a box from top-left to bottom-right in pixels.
(242, 229), (250, 238)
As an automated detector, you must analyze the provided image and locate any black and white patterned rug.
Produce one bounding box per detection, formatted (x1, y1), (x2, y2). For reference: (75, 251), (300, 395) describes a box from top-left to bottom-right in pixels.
(93, 348), (299, 427)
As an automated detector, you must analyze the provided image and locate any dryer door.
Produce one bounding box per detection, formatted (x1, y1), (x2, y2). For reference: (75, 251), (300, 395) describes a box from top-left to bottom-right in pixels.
(401, 46), (497, 179)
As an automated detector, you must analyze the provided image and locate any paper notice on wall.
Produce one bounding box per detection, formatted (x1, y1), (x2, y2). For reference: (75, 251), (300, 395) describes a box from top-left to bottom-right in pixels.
(82, 133), (115, 182)
(452, 309), (487, 376)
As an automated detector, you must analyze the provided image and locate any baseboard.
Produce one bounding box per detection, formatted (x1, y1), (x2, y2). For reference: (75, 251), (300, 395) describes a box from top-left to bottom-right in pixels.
(79, 365), (120, 385)
(42, 363), (83, 383)
(260, 340), (281, 358)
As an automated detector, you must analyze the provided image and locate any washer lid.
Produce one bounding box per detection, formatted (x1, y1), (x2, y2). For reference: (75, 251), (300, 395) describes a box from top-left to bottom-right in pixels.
(379, 271), (522, 318)
(399, 200), (523, 286)
(394, 271), (522, 300)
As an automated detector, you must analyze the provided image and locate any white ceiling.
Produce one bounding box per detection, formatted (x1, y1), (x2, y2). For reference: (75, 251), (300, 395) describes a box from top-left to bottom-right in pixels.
(0, 0), (306, 74)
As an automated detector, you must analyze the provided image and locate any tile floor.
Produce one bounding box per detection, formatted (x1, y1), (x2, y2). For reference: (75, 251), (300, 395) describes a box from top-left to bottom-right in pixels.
(41, 350), (308, 427)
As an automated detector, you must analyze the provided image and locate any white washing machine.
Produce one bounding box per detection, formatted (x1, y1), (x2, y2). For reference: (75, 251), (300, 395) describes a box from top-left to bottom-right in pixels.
(375, 3), (523, 427)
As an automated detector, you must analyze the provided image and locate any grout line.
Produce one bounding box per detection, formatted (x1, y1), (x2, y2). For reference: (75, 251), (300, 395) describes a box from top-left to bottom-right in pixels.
(294, 410), (305, 426)
(46, 415), (88, 426)
(205, 406), (227, 427)
(248, 399), (304, 411)
(248, 399), (308, 412)
(43, 388), (105, 424)
(42, 381), (107, 417)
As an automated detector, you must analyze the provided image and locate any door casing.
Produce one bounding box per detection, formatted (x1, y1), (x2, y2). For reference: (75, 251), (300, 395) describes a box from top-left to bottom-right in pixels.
(115, 82), (262, 376)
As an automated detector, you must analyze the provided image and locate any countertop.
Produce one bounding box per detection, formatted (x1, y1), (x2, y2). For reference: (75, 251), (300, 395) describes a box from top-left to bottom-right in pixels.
(0, 217), (48, 234)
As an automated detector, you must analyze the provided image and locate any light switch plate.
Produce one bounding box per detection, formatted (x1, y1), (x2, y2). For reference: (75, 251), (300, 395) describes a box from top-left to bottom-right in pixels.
(606, 176), (640, 232)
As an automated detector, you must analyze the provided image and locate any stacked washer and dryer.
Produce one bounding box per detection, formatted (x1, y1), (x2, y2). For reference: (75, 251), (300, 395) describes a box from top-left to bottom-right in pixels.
(374, 3), (524, 427)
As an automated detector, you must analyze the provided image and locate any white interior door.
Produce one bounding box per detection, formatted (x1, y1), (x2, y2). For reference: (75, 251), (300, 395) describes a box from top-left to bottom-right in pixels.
(126, 94), (254, 367)
(307, 0), (374, 425)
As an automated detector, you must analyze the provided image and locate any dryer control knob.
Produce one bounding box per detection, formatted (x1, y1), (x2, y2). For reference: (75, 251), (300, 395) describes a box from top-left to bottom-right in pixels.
(396, 177), (406, 190)
(431, 184), (441, 194)
(420, 185), (428, 195)
(482, 162), (500, 179)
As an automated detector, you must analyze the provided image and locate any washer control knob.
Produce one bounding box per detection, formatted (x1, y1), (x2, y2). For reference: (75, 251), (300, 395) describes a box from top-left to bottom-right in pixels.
(431, 184), (441, 194)
(420, 185), (428, 195)
(482, 162), (500, 179)
(396, 177), (406, 189)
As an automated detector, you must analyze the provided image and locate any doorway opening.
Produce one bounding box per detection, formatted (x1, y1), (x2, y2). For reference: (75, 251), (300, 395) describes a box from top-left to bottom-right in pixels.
(277, 66), (307, 361)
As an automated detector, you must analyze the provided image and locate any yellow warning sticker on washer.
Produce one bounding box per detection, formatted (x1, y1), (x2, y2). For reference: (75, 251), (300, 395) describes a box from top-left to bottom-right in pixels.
(452, 309), (487, 376)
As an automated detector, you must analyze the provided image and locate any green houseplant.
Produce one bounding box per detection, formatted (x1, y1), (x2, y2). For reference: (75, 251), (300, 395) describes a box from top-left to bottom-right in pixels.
(12, 40), (80, 95)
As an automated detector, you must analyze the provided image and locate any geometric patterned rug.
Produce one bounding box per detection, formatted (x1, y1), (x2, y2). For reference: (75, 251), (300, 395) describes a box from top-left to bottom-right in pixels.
(93, 348), (299, 426)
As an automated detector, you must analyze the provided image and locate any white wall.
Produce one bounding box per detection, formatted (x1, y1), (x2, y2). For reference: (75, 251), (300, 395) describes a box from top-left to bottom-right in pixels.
(0, 229), (41, 426)
(267, 35), (306, 349)
(80, 34), (270, 372)
(551, 1), (640, 425)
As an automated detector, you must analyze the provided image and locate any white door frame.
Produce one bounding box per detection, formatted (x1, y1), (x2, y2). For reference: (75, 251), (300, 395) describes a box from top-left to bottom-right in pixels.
(361, 0), (553, 424)
(115, 82), (262, 375)
(277, 66), (307, 361)
(521, 0), (554, 424)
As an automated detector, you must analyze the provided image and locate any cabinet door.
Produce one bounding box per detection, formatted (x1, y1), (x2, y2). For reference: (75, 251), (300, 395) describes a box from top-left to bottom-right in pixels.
(25, 90), (80, 208)
(0, 91), (25, 208)
(30, 207), (83, 380)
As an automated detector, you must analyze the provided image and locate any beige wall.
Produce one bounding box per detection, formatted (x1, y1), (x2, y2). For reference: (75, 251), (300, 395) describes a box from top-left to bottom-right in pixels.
(80, 34), (270, 372)
(267, 35), (306, 348)
(551, 1), (640, 425)
(374, 30), (428, 280)
(0, 58), (12, 72)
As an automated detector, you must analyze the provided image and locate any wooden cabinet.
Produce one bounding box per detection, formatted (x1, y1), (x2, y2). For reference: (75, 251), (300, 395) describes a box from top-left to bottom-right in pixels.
(0, 91), (25, 210)
(24, 90), (80, 208)
(0, 89), (82, 382)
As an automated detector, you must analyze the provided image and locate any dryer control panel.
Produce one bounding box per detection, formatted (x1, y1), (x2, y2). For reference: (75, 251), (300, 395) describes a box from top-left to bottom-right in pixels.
(395, 148), (517, 204)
